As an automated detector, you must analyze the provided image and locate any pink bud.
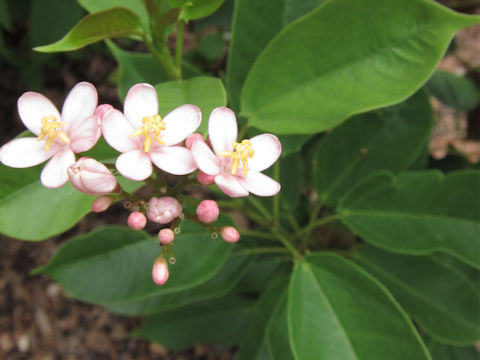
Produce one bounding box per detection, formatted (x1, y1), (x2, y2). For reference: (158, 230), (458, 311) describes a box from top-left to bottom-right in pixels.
(95, 104), (114, 120)
(68, 158), (118, 196)
(147, 197), (182, 224)
(185, 133), (205, 149)
(152, 257), (169, 285)
(158, 228), (175, 245)
(197, 171), (215, 185)
(196, 200), (219, 224)
(220, 226), (240, 243)
(91, 196), (113, 213)
(128, 211), (147, 230)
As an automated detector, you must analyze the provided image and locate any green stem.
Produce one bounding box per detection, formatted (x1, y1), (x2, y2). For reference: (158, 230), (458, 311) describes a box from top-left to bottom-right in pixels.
(286, 212), (301, 233)
(175, 20), (185, 75)
(274, 232), (302, 260)
(144, 36), (181, 80)
(248, 247), (291, 255)
(239, 230), (275, 240)
(297, 214), (341, 238)
(247, 197), (272, 222)
(273, 162), (280, 224)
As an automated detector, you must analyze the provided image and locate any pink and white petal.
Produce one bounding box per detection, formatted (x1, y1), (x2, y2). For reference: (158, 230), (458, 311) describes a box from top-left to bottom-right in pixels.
(149, 146), (197, 175)
(78, 171), (118, 195)
(69, 115), (101, 153)
(237, 170), (281, 197)
(248, 134), (282, 171)
(102, 109), (142, 152)
(0, 137), (56, 168)
(116, 150), (152, 181)
(191, 140), (221, 175)
(17, 92), (61, 135)
(40, 148), (75, 188)
(161, 105), (201, 146)
(124, 83), (158, 129)
(208, 107), (238, 155)
(215, 174), (249, 197)
(61, 82), (98, 134)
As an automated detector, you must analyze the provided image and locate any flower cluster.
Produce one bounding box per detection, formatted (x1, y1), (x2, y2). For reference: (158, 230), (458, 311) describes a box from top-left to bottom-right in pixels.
(0, 82), (281, 285)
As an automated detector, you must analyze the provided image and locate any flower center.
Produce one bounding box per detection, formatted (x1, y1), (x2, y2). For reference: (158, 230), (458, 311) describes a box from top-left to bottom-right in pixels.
(219, 139), (255, 176)
(131, 115), (166, 153)
(36, 115), (70, 151)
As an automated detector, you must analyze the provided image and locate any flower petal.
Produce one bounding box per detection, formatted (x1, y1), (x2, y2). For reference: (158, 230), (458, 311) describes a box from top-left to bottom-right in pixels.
(248, 134), (282, 171)
(41, 148), (75, 188)
(162, 105), (201, 146)
(62, 82), (98, 135)
(0, 137), (56, 168)
(237, 170), (281, 197)
(215, 174), (249, 197)
(124, 83), (158, 129)
(17, 92), (61, 135)
(69, 115), (101, 153)
(149, 146), (197, 175)
(208, 107), (238, 155)
(116, 150), (152, 181)
(102, 109), (141, 152)
(191, 140), (221, 175)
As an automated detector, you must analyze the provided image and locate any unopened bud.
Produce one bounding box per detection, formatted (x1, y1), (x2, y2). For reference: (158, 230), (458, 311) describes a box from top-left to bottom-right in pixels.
(91, 196), (113, 213)
(95, 104), (114, 120)
(68, 157), (118, 196)
(158, 228), (175, 245)
(196, 200), (219, 224)
(185, 133), (205, 149)
(147, 196), (182, 224)
(152, 257), (169, 285)
(128, 211), (147, 230)
(220, 226), (240, 243)
(197, 171), (215, 185)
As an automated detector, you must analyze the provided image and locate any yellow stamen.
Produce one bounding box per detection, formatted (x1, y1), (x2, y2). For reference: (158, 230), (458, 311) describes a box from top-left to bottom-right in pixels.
(219, 139), (255, 176)
(131, 115), (166, 153)
(36, 115), (70, 151)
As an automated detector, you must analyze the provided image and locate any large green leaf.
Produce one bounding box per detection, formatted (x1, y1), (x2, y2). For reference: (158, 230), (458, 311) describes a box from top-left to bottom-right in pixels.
(34, 221), (234, 303)
(315, 90), (434, 206)
(338, 170), (480, 268)
(241, 0), (480, 134)
(288, 253), (430, 360)
(35, 7), (144, 52)
(426, 339), (480, 360)
(265, 292), (295, 360)
(354, 246), (480, 345)
(77, 0), (150, 28)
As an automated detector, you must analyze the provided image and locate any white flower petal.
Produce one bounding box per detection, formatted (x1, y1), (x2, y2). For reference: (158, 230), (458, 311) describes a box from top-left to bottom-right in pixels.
(0, 137), (56, 168)
(41, 148), (75, 188)
(248, 134), (282, 171)
(116, 150), (152, 181)
(149, 146), (197, 175)
(17, 92), (61, 135)
(124, 83), (158, 129)
(208, 107), (238, 155)
(69, 115), (101, 153)
(215, 173), (249, 197)
(102, 109), (141, 153)
(62, 82), (98, 134)
(191, 140), (221, 175)
(237, 170), (281, 197)
(162, 105), (201, 146)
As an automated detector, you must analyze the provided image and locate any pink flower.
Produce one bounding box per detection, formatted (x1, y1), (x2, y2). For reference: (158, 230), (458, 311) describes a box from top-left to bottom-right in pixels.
(197, 171), (215, 185)
(152, 257), (169, 285)
(147, 196), (182, 224)
(68, 157), (118, 196)
(0, 82), (100, 188)
(128, 211), (147, 230)
(95, 104), (113, 120)
(101, 83), (201, 181)
(196, 200), (219, 224)
(185, 133), (204, 149)
(220, 226), (240, 243)
(158, 228), (175, 245)
(91, 196), (113, 213)
(191, 107), (281, 197)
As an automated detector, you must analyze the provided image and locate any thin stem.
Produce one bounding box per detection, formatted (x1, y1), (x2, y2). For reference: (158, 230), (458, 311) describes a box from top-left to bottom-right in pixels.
(144, 36), (181, 80)
(286, 212), (301, 233)
(175, 20), (185, 75)
(274, 232), (302, 260)
(247, 197), (272, 222)
(297, 214), (341, 238)
(248, 247), (291, 255)
(239, 230), (275, 240)
(273, 162), (280, 224)
(302, 201), (323, 245)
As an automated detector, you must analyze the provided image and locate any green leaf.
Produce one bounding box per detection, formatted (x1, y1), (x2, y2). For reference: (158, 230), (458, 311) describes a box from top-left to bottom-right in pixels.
(426, 339), (480, 360)
(154, 76), (227, 136)
(178, 0), (225, 21)
(265, 292), (295, 360)
(288, 253), (431, 360)
(241, 0), (480, 134)
(34, 7), (144, 53)
(0, 0), (11, 30)
(315, 90), (434, 206)
(426, 70), (480, 111)
(338, 170), (480, 268)
(77, 0), (150, 28)
(34, 221), (234, 304)
(133, 295), (254, 348)
(354, 246), (480, 345)
(280, 152), (303, 210)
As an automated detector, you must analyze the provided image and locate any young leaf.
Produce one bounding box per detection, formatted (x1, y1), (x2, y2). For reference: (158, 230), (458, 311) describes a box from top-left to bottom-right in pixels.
(241, 0), (480, 134)
(77, 0), (150, 28)
(178, 0), (225, 21)
(288, 253), (431, 360)
(338, 170), (480, 268)
(34, 7), (145, 53)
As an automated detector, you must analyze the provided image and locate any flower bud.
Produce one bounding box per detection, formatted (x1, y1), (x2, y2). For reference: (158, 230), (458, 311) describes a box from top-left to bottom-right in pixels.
(95, 104), (114, 120)
(128, 211), (147, 230)
(197, 171), (215, 185)
(220, 226), (240, 243)
(185, 133), (205, 149)
(68, 157), (118, 196)
(196, 200), (219, 224)
(91, 196), (113, 213)
(147, 197), (182, 224)
(158, 228), (175, 245)
(152, 257), (169, 285)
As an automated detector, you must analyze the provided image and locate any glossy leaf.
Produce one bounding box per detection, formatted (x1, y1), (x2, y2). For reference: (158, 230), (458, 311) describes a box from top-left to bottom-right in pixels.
(426, 339), (480, 360)
(77, 0), (150, 28)
(355, 246), (480, 344)
(338, 170), (480, 268)
(241, 0), (480, 134)
(176, 0), (225, 21)
(288, 253), (430, 360)
(265, 292), (295, 360)
(315, 90), (434, 206)
(34, 7), (144, 52)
